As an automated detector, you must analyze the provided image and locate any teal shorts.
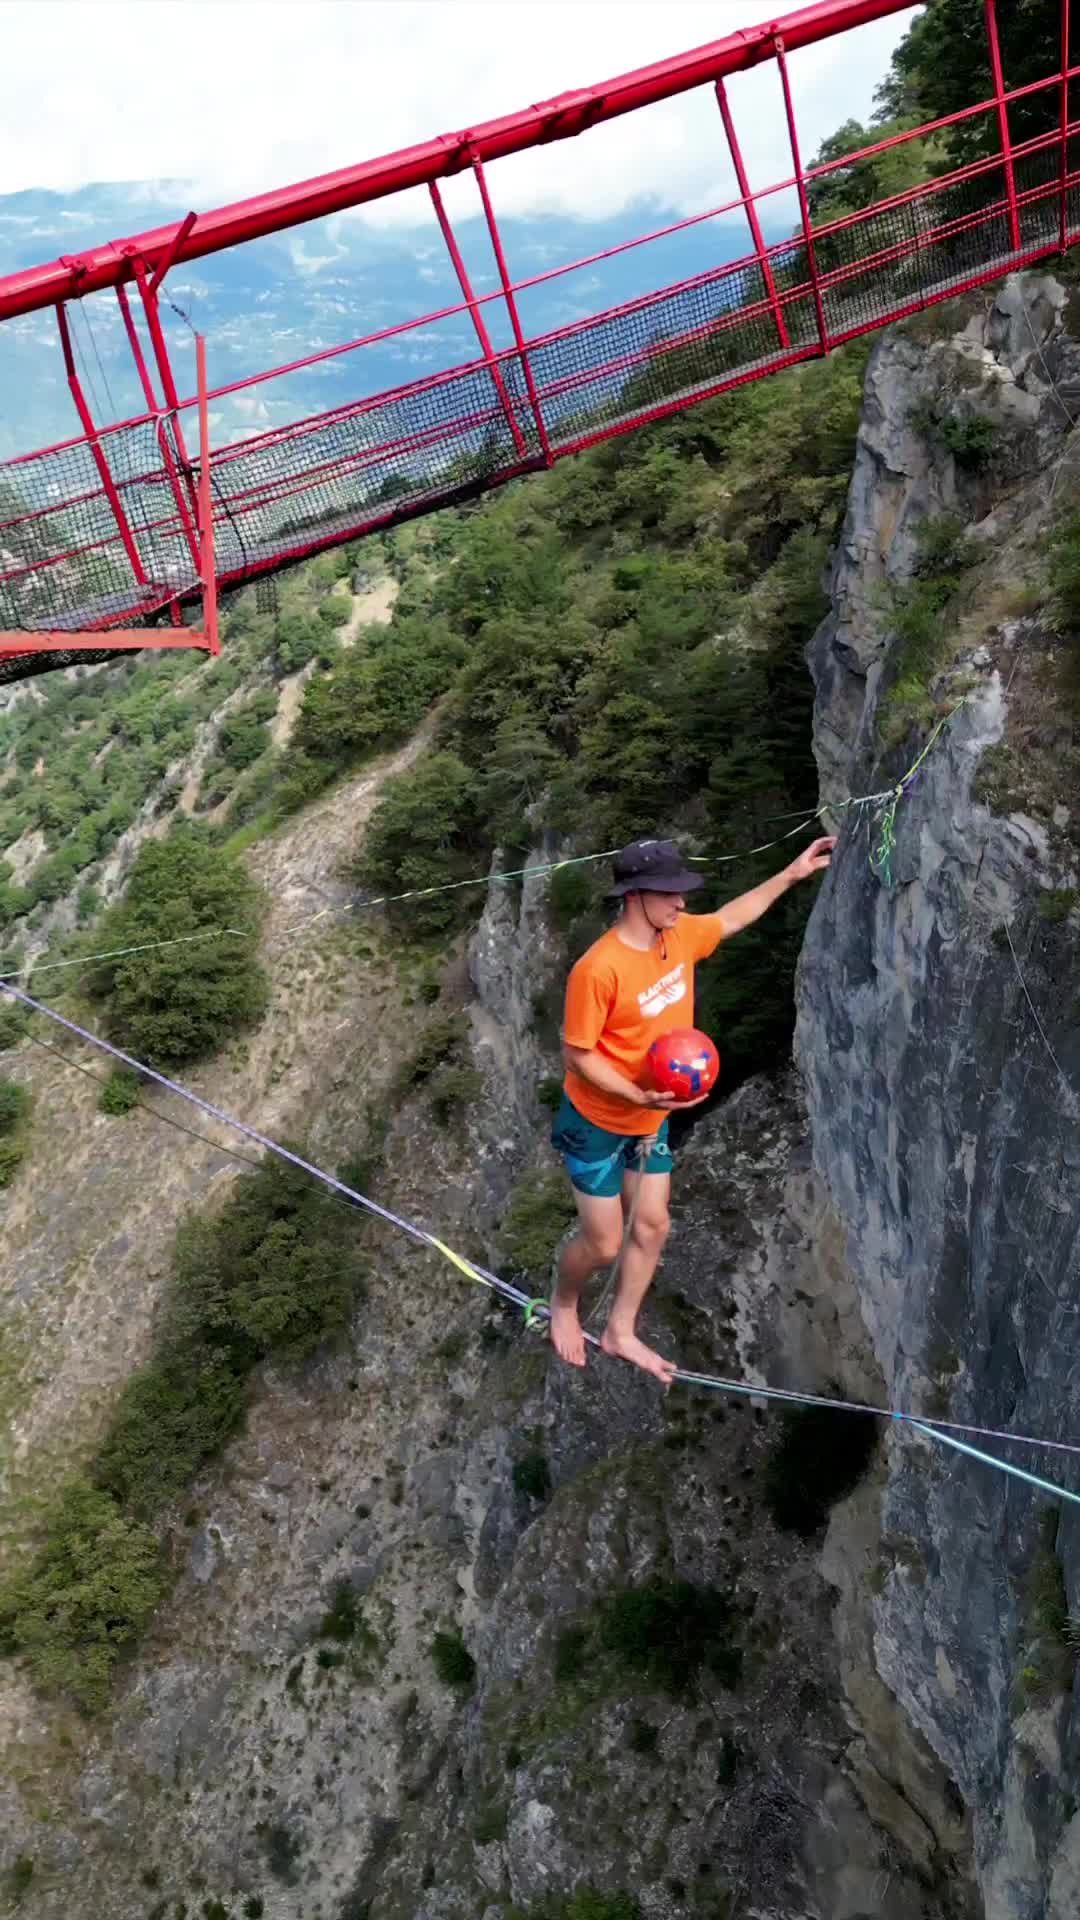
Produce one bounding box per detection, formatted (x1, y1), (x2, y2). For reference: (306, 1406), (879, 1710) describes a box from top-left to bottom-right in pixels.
(551, 1092), (674, 1198)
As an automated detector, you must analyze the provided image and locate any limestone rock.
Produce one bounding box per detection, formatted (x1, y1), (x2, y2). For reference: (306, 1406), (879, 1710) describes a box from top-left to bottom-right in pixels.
(802, 270), (1080, 1918)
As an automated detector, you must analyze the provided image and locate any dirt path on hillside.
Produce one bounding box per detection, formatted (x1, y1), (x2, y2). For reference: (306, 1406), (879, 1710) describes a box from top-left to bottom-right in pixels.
(0, 709), (435, 1575)
(339, 573), (398, 647)
(269, 574), (400, 754)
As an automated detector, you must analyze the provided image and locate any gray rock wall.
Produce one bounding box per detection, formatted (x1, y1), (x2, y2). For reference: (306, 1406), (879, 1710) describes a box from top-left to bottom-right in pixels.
(799, 274), (1080, 1919)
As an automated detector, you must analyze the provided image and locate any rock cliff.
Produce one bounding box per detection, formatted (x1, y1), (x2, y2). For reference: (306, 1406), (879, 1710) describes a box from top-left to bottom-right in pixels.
(801, 271), (1080, 1920)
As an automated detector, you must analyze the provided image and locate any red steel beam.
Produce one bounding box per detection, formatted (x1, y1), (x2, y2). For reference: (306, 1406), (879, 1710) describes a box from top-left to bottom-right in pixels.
(183, 147), (1080, 499)
(0, 630), (209, 653)
(183, 181), (1070, 533)
(6, 177), (1065, 640)
(805, 113), (1072, 238)
(162, 134), (1080, 476)
(984, 0), (1021, 250)
(149, 210), (197, 294)
(470, 152), (554, 465)
(0, 0), (914, 322)
(5, 185), (1073, 649)
(775, 34), (829, 350)
(428, 180), (530, 460)
(4, 93), (1075, 648)
(715, 77), (790, 351)
(53, 302), (151, 588)
(131, 259), (202, 569)
(154, 106), (1071, 450)
(115, 280), (203, 608)
(195, 333), (220, 656)
(165, 67), (1073, 416)
(5, 65), (1070, 440)
(114, 282), (159, 414)
(1062, 0), (1072, 250)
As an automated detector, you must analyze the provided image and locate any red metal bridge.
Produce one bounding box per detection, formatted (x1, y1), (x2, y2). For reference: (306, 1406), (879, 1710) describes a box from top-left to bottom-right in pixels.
(0, 0), (1076, 680)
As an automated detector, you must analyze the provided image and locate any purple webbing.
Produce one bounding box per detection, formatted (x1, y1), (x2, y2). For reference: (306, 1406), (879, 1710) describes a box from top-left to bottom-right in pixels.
(7, 980), (1080, 1470)
(1, 979), (532, 1312)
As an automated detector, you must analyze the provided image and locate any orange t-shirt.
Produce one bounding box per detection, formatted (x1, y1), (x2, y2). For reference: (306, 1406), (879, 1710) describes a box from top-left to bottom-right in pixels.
(561, 912), (727, 1136)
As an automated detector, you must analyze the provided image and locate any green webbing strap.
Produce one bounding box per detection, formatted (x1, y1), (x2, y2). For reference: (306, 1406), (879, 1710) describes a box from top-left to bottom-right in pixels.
(869, 701), (966, 888)
(871, 785), (904, 890)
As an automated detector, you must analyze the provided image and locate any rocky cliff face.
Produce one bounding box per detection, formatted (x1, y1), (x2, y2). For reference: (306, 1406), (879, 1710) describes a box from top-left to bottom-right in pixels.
(354, 1074), (977, 1920)
(801, 271), (1080, 1920)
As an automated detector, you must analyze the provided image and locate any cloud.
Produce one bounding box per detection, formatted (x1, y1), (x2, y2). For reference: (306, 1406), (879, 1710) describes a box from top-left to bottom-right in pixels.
(287, 236), (348, 277)
(0, 1), (918, 235)
(231, 393), (272, 423)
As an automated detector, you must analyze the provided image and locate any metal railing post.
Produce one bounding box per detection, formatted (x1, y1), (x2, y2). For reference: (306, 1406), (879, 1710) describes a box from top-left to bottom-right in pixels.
(115, 282), (202, 583)
(715, 78), (790, 351)
(429, 180), (529, 460)
(984, 0), (1022, 251)
(196, 334), (219, 654)
(55, 301), (150, 590)
(469, 152), (554, 463)
(131, 257), (204, 561)
(1061, 0), (1072, 251)
(775, 35), (829, 351)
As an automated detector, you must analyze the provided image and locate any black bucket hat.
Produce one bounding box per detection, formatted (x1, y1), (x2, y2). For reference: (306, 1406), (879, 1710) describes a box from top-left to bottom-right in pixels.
(609, 838), (705, 898)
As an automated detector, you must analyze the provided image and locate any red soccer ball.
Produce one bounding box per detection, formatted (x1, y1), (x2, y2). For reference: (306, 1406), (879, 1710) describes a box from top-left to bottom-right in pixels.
(646, 1027), (720, 1101)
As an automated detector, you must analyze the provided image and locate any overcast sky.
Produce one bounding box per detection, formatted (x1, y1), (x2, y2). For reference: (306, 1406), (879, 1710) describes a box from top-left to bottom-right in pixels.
(0, 1), (919, 231)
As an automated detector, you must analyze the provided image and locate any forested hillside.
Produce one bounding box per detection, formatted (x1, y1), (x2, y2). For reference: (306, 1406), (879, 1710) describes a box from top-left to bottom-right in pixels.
(0, 344), (867, 1092)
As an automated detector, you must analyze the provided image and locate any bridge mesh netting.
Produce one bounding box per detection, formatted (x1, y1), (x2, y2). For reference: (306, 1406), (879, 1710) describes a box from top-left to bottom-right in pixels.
(0, 415), (200, 661)
(1, 5), (1078, 674)
(168, 150), (1080, 592)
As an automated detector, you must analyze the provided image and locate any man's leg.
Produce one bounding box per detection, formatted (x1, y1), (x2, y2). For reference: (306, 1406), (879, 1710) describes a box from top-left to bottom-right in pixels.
(599, 1169), (674, 1385)
(550, 1188), (625, 1368)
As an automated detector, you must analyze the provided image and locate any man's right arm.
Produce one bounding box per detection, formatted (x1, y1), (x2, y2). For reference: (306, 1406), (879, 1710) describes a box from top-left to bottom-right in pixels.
(562, 1043), (674, 1110)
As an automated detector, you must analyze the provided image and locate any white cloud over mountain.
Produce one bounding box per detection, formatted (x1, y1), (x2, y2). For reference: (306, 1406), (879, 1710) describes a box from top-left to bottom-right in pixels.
(0, 1), (916, 233)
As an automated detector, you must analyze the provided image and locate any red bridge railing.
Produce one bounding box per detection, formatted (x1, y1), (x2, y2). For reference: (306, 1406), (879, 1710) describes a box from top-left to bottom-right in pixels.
(0, 0), (1075, 679)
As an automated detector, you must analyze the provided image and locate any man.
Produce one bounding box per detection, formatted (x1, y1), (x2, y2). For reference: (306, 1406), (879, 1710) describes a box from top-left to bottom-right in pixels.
(549, 833), (836, 1382)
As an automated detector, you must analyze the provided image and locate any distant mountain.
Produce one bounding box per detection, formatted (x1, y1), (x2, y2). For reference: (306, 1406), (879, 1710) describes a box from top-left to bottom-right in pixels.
(0, 182), (792, 459)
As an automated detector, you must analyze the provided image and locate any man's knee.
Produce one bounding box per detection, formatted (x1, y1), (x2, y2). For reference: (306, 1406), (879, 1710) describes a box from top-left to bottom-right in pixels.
(582, 1219), (624, 1266)
(631, 1207), (670, 1254)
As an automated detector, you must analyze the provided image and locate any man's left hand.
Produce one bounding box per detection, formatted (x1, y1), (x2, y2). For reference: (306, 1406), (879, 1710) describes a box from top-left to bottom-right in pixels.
(787, 835), (837, 882)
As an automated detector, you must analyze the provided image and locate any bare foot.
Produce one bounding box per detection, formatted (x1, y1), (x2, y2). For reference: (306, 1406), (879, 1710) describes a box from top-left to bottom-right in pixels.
(600, 1325), (676, 1386)
(550, 1296), (587, 1367)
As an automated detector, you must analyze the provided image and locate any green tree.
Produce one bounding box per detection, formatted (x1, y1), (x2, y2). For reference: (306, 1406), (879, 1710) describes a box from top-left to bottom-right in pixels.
(286, 613), (457, 798)
(0, 1479), (162, 1713)
(275, 613), (322, 673)
(431, 1628), (476, 1691)
(806, 114), (932, 230)
(877, 0), (1065, 165)
(76, 881), (102, 926)
(358, 752), (485, 932)
(87, 831), (267, 1067)
(0, 1077), (29, 1134)
(98, 1067), (141, 1115)
(172, 1209), (360, 1363)
(171, 1152), (367, 1363)
(93, 1348), (248, 1518)
(96, 1153), (365, 1521)
(481, 704), (562, 844)
(219, 713), (269, 772)
(0, 1074), (31, 1186)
